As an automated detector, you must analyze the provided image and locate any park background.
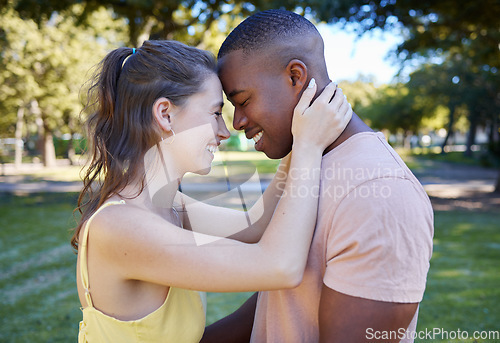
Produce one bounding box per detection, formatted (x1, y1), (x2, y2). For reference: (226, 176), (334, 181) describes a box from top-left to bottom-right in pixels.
(0, 0), (499, 342)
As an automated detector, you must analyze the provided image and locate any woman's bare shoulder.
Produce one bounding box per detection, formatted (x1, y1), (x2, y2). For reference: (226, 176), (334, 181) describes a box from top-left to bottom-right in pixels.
(88, 201), (171, 252)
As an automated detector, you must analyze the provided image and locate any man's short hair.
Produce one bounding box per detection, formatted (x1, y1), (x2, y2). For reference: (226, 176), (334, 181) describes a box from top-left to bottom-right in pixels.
(218, 9), (318, 59)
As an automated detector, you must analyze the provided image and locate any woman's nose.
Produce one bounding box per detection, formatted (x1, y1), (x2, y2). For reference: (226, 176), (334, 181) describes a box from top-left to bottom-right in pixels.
(217, 117), (231, 141)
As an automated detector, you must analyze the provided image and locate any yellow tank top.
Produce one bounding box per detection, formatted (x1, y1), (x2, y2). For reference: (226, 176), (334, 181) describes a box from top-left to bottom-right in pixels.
(78, 200), (206, 343)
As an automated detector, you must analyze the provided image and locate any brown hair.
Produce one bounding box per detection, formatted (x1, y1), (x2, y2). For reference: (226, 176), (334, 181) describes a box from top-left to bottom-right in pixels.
(72, 40), (216, 251)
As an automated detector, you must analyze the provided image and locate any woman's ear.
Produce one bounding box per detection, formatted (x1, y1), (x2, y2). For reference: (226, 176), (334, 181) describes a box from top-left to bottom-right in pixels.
(286, 59), (308, 93)
(152, 97), (174, 133)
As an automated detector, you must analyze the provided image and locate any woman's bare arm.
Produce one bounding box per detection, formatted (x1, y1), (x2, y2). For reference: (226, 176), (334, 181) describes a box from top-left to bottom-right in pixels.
(175, 153), (291, 243)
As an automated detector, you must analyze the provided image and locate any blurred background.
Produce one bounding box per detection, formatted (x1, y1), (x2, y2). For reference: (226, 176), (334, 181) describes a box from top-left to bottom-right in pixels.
(0, 0), (499, 342)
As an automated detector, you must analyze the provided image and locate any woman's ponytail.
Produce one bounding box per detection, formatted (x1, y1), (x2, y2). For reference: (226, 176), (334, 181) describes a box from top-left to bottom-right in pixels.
(73, 47), (134, 250)
(97, 47), (134, 122)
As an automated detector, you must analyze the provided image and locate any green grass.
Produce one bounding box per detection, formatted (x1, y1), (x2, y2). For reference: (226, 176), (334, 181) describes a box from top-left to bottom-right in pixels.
(0, 193), (81, 342)
(1, 193), (499, 342)
(396, 147), (500, 169)
(413, 150), (484, 166)
(6, 165), (85, 183)
(416, 211), (500, 342)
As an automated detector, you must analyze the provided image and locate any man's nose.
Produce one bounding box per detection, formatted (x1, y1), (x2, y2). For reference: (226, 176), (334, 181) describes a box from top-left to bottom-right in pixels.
(232, 108), (249, 131)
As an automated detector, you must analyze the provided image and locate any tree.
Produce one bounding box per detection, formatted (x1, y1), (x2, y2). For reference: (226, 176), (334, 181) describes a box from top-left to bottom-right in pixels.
(313, 0), (499, 190)
(0, 4), (127, 166)
(4, 0), (499, 186)
(302, 0), (499, 66)
(338, 77), (378, 116)
(361, 83), (430, 148)
(4, 0), (275, 47)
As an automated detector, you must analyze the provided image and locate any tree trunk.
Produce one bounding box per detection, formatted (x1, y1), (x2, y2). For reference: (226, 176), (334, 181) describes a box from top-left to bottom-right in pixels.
(42, 130), (57, 167)
(67, 135), (76, 165)
(403, 131), (412, 150)
(441, 104), (455, 154)
(15, 106), (25, 169)
(465, 112), (478, 157)
(136, 17), (155, 46)
(30, 99), (57, 167)
(32, 100), (44, 159)
(492, 116), (500, 194)
(489, 115), (499, 146)
(495, 170), (500, 193)
(129, 15), (139, 47)
(129, 15), (155, 47)
(65, 115), (76, 165)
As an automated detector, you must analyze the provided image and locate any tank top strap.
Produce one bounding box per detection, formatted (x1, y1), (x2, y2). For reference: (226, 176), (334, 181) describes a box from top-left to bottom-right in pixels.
(80, 200), (126, 308)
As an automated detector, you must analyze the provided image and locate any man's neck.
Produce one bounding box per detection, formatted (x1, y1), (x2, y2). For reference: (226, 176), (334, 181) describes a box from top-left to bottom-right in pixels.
(323, 112), (373, 155)
(311, 78), (373, 155)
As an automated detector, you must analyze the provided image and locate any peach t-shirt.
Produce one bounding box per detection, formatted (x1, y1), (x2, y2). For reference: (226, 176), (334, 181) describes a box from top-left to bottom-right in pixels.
(251, 132), (434, 342)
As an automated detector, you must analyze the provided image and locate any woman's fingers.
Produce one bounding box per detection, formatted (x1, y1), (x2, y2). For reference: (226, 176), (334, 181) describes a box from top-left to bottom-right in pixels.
(338, 99), (350, 117)
(324, 85), (352, 134)
(339, 97), (353, 128)
(329, 87), (352, 125)
(291, 79), (353, 151)
(329, 87), (344, 112)
(294, 78), (317, 116)
(315, 81), (337, 105)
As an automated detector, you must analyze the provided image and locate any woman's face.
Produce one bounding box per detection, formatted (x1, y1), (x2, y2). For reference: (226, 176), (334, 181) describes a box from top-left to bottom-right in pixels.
(170, 73), (230, 175)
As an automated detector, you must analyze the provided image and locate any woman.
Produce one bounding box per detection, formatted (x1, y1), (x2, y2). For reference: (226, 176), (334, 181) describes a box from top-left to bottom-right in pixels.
(74, 40), (351, 342)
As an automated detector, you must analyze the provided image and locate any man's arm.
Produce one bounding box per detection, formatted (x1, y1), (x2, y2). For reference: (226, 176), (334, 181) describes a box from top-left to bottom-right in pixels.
(318, 284), (418, 343)
(201, 293), (258, 343)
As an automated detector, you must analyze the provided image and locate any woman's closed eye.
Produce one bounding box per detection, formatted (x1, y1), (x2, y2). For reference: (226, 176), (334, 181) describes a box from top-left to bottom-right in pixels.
(214, 111), (223, 117)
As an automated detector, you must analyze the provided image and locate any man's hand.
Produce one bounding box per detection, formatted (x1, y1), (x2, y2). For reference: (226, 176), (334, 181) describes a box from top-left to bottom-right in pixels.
(319, 284), (418, 343)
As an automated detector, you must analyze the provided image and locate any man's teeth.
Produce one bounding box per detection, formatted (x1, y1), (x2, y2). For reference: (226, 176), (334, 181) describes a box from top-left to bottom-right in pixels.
(206, 145), (217, 154)
(253, 131), (263, 143)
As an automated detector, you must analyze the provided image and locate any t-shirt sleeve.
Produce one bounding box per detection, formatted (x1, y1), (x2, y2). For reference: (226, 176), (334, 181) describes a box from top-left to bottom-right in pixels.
(323, 177), (434, 303)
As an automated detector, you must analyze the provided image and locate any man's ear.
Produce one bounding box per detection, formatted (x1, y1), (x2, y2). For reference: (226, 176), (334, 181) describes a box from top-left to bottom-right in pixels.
(286, 59), (308, 92)
(152, 97), (175, 133)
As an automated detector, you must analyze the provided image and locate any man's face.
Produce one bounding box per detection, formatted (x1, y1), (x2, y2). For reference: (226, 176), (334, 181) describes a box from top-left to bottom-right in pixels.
(218, 50), (298, 159)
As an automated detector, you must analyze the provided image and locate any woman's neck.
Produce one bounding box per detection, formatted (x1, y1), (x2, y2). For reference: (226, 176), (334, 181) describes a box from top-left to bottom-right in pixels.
(119, 148), (185, 215)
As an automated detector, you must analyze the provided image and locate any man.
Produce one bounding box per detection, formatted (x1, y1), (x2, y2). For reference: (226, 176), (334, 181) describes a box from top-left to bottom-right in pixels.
(203, 9), (433, 343)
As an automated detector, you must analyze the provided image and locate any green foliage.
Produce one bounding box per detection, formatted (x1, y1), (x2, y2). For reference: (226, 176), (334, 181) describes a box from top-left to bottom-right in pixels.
(2, 0), (498, 182)
(361, 83), (427, 134)
(360, 55), (499, 154)
(310, 0), (500, 165)
(338, 79), (378, 117)
(4, 0), (280, 47)
(197, 9), (245, 56)
(8, 0), (498, 70)
(0, 4), (127, 141)
(408, 58), (499, 124)
(301, 0), (499, 70)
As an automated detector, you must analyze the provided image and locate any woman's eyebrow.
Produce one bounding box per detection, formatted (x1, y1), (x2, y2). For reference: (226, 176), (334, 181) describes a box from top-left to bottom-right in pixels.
(212, 101), (224, 109)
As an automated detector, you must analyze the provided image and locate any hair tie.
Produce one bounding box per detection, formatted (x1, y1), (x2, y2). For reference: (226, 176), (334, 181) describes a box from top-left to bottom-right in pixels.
(122, 48), (136, 69)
